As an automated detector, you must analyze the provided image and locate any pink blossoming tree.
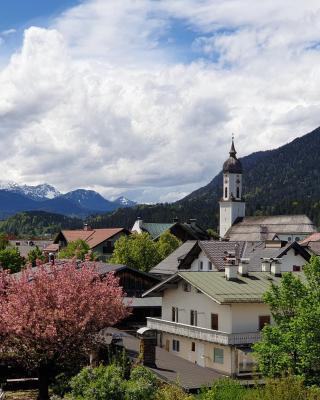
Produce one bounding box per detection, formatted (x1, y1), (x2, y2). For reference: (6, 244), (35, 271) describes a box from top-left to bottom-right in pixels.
(0, 262), (130, 400)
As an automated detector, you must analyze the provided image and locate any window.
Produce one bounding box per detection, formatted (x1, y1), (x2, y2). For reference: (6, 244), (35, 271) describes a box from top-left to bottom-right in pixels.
(295, 237), (300, 242)
(183, 282), (191, 292)
(288, 236), (292, 242)
(213, 348), (224, 364)
(191, 342), (195, 352)
(172, 339), (180, 352)
(199, 261), (203, 271)
(211, 314), (218, 330)
(293, 265), (301, 272)
(208, 261), (213, 271)
(172, 307), (179, 322)
(190, 310), (198, 326)
(225, 187), (228, 198)
(236, 187), (240, 198)
(259, 315), (271, 330)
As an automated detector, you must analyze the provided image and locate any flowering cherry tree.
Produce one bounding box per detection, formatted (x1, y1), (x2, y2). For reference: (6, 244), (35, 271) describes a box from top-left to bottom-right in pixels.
(0, 262), (130, 400)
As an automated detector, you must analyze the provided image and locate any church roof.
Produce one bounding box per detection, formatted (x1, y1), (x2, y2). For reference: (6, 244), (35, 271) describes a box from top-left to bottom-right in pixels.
(223, 139), (242, 174)
(225, 215), (316, 241)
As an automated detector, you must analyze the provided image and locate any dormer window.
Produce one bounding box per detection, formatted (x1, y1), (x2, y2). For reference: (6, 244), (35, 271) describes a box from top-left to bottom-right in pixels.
(208, 261), (213, 270)
(199, 261), (203, 271)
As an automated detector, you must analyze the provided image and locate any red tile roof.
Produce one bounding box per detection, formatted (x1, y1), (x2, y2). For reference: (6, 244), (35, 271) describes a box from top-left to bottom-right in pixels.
(300, 232), (320, 245)
(61, 228), (126, 249)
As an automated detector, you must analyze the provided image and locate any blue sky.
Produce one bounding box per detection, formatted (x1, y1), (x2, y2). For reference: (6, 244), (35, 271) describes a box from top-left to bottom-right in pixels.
(0, 0), (80, 31)
(0, 0), (319, 202)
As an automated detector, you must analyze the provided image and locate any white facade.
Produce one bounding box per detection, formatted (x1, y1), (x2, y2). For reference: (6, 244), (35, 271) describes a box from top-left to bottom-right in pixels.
(219, 199), (246, 238)
(147, 280), (269, 375)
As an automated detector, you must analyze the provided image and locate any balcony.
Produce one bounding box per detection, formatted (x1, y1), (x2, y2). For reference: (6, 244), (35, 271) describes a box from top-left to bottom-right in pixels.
(147, 317), (261, 345)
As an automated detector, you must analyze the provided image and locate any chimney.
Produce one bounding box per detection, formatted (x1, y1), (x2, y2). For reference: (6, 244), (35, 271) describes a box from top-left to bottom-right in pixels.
(224, 252), (237, 280)
(261, 258), (272, 273)
(271, 258), (282, 277)
(238, 258), (250, 276)
(173, 217), (179, 223)
(83, 223), (92, 231)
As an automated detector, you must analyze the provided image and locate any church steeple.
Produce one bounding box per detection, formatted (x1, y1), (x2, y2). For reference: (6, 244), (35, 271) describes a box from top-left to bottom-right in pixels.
(219, 137), (245, 238)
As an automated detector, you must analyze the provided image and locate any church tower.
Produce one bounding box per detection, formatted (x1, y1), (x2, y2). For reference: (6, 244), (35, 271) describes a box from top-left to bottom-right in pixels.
(219, 138), (245, 238)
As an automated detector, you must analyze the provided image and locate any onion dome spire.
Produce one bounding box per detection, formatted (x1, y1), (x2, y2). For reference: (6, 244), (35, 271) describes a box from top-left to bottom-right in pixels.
(223, 135), (242, 173)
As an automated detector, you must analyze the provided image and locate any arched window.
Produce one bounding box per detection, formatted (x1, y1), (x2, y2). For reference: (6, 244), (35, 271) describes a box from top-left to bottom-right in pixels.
(225, 187), (228, 198)
(236, 187), (240, 198)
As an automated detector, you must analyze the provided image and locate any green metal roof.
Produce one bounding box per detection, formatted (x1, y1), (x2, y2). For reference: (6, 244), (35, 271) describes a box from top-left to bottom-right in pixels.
(141, 223), (175, 240)
(178, 271), (305, 304)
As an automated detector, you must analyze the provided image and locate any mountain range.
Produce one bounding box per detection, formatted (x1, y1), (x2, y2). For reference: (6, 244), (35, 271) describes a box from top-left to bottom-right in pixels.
(1, 126), (320, 236)
(0, 183), (137, 219)
(86, 126), (320, 230)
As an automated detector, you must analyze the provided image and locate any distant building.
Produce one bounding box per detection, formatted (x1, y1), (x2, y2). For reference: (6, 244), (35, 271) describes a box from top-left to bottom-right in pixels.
(299, 232), (320, 255)
(53, 225), (130, 261)
(219, 140), (316, 241)
(131, 218), (209, 242)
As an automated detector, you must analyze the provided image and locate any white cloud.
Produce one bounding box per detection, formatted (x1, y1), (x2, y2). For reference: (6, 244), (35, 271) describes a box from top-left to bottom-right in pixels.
(0, 1), (320, 202)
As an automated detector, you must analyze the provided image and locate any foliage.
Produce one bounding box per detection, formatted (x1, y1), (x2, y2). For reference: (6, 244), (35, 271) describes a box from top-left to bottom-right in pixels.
(254, 256), (320, 384)
(70, 364), (125, 400)
(0, 233), (9, 250)
(110, 231), (180, 272)
(59, 240), (91, 261)
(0, 211), (83, 238)
(155, 383), (194, 400)
(0, 262), (129, 400)
(206, 229), (219, 240)
(200, 379), (246, 400)
(156, 231), (181, 260)
(69, 364), (158, 400)
(28, 246), (46, 267)
(0, 247), (25, 273)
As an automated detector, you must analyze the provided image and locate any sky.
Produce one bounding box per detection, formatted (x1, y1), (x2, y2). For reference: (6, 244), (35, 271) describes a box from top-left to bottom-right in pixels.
(0, 0), (320, 203)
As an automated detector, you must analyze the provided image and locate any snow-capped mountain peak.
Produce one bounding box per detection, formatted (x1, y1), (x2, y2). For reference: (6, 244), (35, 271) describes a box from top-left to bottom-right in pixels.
(114, 196), (137, 207)
(0, 182), (61, 201)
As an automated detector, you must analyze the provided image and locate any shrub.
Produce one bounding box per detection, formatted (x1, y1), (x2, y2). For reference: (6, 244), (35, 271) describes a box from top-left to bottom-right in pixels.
(155, 383), (195, 400)
(70, 364), (125, 400)
(200, 379), (246, 400)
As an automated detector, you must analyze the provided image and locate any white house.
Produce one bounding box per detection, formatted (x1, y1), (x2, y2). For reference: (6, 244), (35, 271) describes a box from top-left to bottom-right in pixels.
(143, 258), (298, 376)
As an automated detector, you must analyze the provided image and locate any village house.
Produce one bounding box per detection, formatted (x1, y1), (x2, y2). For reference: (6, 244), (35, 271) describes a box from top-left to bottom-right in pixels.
(131, 218), (209, 242)
(52, 225), (130, 261)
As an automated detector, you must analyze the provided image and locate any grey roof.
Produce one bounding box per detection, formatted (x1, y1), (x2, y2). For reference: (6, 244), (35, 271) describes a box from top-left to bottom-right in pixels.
(243, 241), (310, 271)
(225, 215), (316, 241)
(144, 271), (305, 304)
(150, 241), (196, 276)
(198, 240), (246, 271)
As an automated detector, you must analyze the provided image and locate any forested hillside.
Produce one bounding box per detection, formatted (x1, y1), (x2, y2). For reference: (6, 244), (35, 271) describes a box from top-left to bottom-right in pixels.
(0, 211), (83, 238)
(88, 126), (320, 230)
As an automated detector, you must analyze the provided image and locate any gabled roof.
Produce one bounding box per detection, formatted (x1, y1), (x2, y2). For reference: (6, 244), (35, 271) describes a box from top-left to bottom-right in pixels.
(225, 215), (316, 241)
(150, 241), (196, 276)
(243, 241), (310, 271)
(143, 271), (305, 305)
(141, 223), (175, 240)
(300, 232), (320, 245)
(178, 240), (246, 271)
(55, 228), (128, 249)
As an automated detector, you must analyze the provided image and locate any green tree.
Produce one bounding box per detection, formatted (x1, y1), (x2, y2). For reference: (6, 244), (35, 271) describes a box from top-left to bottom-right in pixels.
(0, 247), (25, 273)
(254, 256), (320, 384)
(207, 229), (220, 240)
(0, 233), (9, 250)
(28, 245), (46, 267)
(156, 231), (181, 260)
(110, 231), (181, 272)
(110, 233), (159, 272)
(59, 239), (91, 261)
